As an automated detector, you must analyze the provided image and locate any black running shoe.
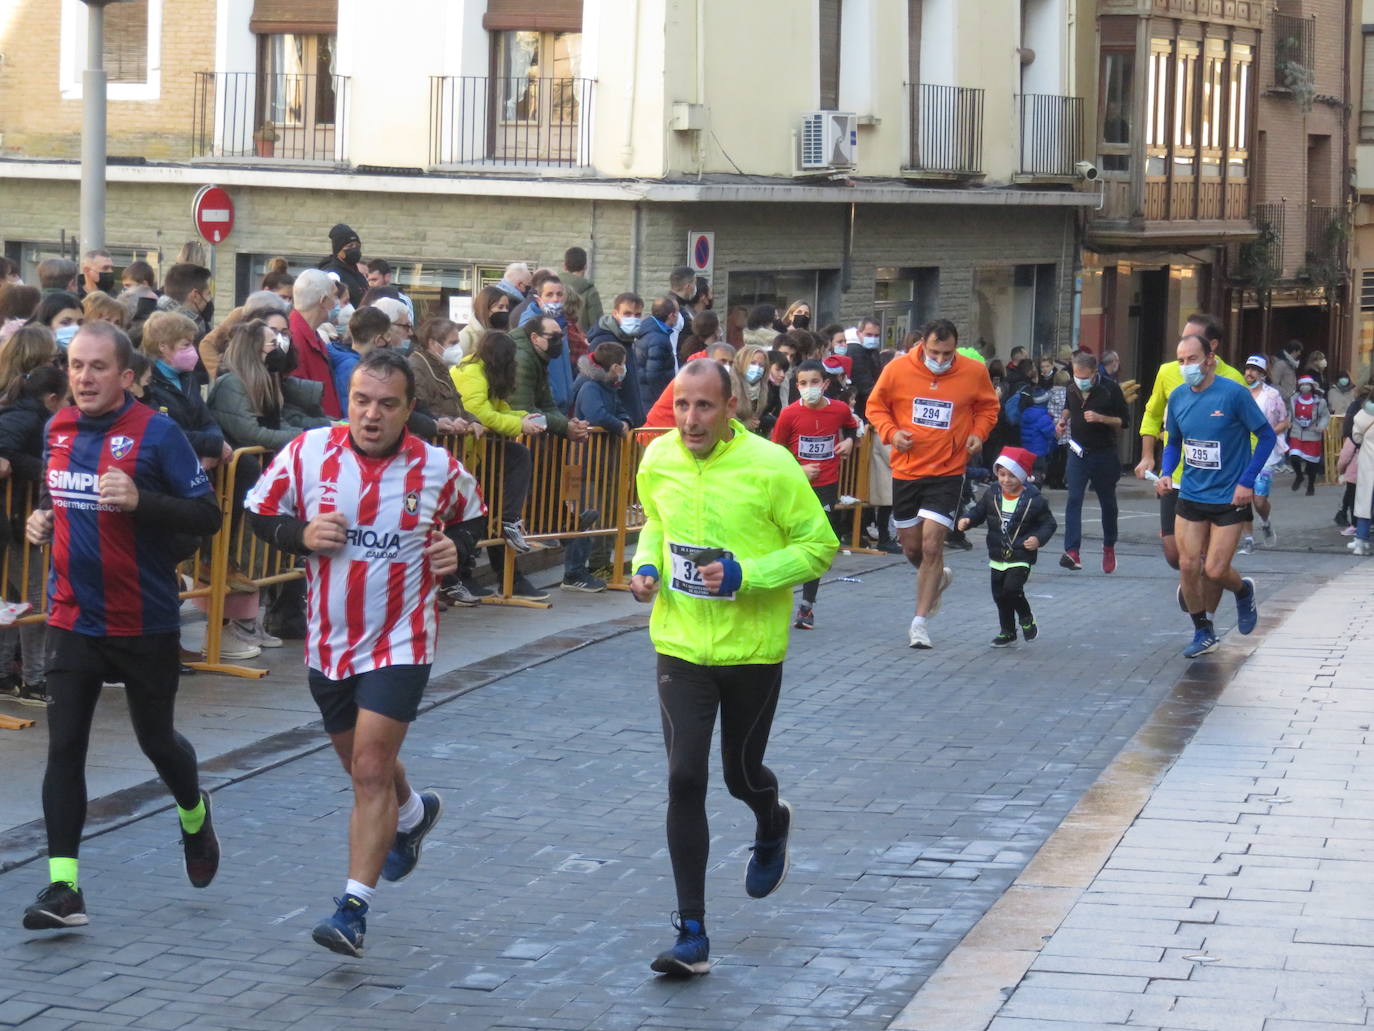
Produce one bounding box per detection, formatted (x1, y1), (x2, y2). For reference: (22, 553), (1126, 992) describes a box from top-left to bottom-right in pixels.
(22, 882), (87, 930)
(1020, 620), (1039, 642)
(990, 631), (1016, 647)
(181, 790), (220, 889)
(793, 605), (814, 630)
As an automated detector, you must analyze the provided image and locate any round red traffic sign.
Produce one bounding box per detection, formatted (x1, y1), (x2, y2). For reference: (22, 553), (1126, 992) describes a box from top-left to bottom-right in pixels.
(691, 234), (711, 271)
(192, 185), (235, 244)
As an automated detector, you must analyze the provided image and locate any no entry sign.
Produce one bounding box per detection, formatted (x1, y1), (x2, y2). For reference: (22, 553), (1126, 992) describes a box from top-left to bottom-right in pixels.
(192, 185), (235, 244)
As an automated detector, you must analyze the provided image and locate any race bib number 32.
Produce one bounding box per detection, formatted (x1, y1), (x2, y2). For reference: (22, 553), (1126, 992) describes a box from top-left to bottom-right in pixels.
(668, 543), (736, 600)
(1183, 438), (1221, 470)
(912, 398), (953, 430)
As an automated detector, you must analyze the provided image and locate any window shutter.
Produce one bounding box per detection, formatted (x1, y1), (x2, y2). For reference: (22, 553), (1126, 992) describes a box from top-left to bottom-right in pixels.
(250, 0), (338, 35)
(482, 0), (582, 32)
(819, 0), (842, 109)
(104, 0), (148, 84)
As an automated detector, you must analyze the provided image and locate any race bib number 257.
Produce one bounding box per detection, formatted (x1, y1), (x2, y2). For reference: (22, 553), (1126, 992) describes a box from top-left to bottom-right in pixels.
(912, 398), (953, 430)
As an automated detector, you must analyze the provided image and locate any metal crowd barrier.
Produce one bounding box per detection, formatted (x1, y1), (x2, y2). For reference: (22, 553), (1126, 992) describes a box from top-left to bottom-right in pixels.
(0, 422), (884, 678)
(1324, 414), (1344, 486)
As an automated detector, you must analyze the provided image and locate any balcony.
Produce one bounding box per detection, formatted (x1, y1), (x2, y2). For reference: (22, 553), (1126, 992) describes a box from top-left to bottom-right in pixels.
(1299, 204), (1347, 289)
(192, 72), (350, 164)
(428, 76), (594, 171)
(1234, 202), (1285, 289)
(1098, 0), (1263, 29)
(1271, 13), (1315, 92)
(1015, 94), (1084, 181)
(903, 84), (984, 180)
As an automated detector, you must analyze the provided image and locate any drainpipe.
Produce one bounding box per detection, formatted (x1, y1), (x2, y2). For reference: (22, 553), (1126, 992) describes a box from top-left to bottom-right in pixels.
(620, 0), (641, 169)
(696, 0), (707, 178)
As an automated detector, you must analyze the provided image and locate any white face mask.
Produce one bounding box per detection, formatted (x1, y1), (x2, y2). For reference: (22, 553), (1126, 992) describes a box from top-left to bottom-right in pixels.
(799, 384), (825, 405)
(442, 343), (464, 367)
(925, 354), (953, 375)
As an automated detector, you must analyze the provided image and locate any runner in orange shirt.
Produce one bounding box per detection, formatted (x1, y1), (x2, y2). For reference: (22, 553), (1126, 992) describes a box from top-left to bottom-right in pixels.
(865, 319), (1000, 649)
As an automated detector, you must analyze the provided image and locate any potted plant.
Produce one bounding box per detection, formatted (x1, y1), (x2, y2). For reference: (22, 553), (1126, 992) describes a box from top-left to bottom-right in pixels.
(252, 122), (278, 158)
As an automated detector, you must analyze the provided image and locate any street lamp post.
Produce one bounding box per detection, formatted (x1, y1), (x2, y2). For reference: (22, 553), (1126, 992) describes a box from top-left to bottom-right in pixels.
(78, 0), (134, 256)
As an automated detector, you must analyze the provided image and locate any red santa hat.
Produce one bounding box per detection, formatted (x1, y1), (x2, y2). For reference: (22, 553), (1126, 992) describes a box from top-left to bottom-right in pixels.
(1297, 375), (1317, 388)
(822, 354), (852, 378)
(995, 446), (1036, 484)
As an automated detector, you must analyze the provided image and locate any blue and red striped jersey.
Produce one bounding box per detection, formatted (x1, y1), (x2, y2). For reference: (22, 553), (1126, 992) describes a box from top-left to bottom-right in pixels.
(44, 395), (212, 637)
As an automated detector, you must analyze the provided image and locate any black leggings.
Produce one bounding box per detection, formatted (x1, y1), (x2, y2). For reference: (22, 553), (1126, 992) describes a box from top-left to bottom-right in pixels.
(43, 629), (200, 858)
(990, 567), (1034, 633)
(1289, 453), (1320, 489)
(657, 654), (786, 922)
(801, 483), (841, 605)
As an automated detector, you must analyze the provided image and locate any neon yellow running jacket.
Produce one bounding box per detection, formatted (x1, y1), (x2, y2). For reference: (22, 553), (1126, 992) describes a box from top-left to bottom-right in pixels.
(632, 420), (838, 666)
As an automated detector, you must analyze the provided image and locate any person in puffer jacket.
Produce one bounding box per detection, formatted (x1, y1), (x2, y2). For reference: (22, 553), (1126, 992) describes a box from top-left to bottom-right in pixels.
(571, 343), (632, 437)
(634, 296), (679, 411)
(1019, 387), (1057, 480)
(958, 446), (1057, 647)
(587, 292), (648, 425)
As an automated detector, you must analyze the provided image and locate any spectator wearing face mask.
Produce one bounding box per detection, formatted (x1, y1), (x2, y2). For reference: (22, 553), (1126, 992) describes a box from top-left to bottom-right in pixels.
(140, 312), (231, 469)
(208, 319), (329, 452)
(319, 224), (366, 307)
(1329, 370), (1357, 417)
(1301, 350), (1330, 393)
(157, 263), (215, 342)
(458, 286), (513, 359)
(848, 318), (884, 413)
(781, 301), (813, 332)
(517, 275), (575, 408)
(79, 249), (115, 300)
(587, 291), (648, 426)
(733, 344), (771, 434)
(668, 266), (697, 340)
(494, 261), (533, 305)
(31, 291), (83, 354)
(572, 341), (633, 438)
(287, 268), (344, 418)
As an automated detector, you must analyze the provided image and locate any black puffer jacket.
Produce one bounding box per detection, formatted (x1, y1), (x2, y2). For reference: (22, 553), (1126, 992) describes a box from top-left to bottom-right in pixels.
(962, 483), (1057, 566)
(142, 365), (225, 459)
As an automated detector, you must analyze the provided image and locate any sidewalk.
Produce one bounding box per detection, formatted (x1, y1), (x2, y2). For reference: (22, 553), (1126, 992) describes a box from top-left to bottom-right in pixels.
(891, 562), (1374, 1031)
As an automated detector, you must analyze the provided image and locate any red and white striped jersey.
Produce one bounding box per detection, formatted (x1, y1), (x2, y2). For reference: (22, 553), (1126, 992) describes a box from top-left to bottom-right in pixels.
(245, 426), (486, 680)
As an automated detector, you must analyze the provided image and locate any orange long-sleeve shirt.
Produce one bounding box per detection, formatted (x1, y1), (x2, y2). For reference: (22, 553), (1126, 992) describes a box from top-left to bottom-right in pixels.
(865, 346), (1000, 480)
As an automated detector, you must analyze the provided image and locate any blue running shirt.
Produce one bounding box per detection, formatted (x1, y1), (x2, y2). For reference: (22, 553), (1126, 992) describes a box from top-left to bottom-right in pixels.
(1163, 376), (1272, 504)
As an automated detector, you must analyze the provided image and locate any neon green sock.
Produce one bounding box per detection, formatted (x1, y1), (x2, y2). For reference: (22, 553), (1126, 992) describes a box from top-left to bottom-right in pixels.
(49, 857), (78, 889)
(178, 797), (206, 835)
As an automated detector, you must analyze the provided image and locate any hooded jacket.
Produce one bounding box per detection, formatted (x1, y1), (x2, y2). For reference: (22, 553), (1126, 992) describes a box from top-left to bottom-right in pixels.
(1019, 401), (1056, 457)
(588, 315), (647, 425)
(634, 317), (676, 407)
(510, 326), (570, 436)
(452, 354), (527, 439)
(632, 420), (837, 666)
(963, 482), (1057, 566)
(571, 355), (631, 436)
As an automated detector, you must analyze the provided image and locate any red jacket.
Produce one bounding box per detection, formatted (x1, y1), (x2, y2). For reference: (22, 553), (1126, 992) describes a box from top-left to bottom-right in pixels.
(288, 309), (342, 419)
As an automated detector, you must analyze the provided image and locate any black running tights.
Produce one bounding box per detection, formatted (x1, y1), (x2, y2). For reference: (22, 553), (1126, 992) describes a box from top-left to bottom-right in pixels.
(990, 566), (1033, 634)
(657, 654), (786, 922)
(43, 630), (200, 858)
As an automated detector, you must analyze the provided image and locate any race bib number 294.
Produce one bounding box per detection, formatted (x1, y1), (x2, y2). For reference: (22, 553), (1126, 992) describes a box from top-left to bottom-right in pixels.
(912, 398), (953, 430)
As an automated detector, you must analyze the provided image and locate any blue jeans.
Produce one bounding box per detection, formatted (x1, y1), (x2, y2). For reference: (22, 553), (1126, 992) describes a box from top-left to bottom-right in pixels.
(1065, 447), (1121, 552)
(1357, 517), (1370, 542)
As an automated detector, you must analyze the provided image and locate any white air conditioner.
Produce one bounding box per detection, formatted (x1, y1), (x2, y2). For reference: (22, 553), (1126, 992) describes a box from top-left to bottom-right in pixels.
(799, 111), (857, 170)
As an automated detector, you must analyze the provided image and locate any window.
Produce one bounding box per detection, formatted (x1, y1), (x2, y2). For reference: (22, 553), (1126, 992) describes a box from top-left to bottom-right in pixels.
(819, 0), (843, 109)
(1145, 39), (1173, 176)
(59, 0), (162, 101)
(1362, 33), (1374, 143)
(972, 265), (1058, 359)
(1228, 43), (1252, 175)
(726, 270), (838, 325)
(261, 34), (337, 127)
(1100, 50), (1134, 172)
(490, 30), (584, 163)
(1173, 40), (1198, 176)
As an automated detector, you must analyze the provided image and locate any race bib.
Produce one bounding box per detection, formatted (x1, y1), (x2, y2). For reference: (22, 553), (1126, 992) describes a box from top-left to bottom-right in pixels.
(1183, 438), (1221, 470)
(668, 542), (736, 600)
(1068, 438), (1084, 458)
(798, 434), (836, 461)
(912, 398), (953, 430)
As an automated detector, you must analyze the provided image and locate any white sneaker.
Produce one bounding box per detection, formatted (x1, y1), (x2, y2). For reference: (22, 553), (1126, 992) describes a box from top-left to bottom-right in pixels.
(1237, 536), (1253, 555)
(908, 619), (933, 650)
(236, 617), (282, 648)
(218, 622), (262, 660)
(926, 566), (954, 618)
(1348, 539), (1362, 551)
(1354, 540), (1371, 557)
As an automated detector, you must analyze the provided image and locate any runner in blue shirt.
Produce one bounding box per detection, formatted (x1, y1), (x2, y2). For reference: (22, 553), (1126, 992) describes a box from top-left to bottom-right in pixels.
(1157, 332), (1276, 658)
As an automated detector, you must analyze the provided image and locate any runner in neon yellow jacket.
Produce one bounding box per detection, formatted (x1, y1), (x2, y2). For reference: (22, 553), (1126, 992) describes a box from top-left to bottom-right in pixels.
(632, 418), (838, 666)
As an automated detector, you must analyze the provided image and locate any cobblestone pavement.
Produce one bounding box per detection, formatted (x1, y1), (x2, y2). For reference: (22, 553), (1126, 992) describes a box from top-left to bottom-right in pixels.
(0, 481), (1356, 1031)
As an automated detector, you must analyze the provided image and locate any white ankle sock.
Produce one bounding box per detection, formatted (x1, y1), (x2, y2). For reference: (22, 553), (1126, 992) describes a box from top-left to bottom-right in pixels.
(396, 790), (424, 834)
(912, 616), (927, 626)
(344, 879), (375, 905)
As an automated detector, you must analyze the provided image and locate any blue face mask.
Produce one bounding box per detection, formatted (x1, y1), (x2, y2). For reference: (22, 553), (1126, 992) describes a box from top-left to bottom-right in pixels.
(54, 324), (78, 349)
(1365, 401), (1374, 416)
(1074, 376), (1094, 392)
(861, 335), (880, 350)
(745, 364), (765, 383)
(618, 316), (641, 335)
(1180, 361), (1205, 388)
(924, 354), (953, 376)
(833, 344), (848, 356)
(328, 304), (341, 325)
(543, 301), (564, 316)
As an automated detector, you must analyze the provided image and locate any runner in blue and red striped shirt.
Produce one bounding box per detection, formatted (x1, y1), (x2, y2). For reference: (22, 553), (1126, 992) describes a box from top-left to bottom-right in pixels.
(21, 323), (224, 933)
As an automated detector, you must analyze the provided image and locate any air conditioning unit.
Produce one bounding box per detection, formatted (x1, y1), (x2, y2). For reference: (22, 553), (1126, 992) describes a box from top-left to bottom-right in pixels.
(799, 111), (857, 170)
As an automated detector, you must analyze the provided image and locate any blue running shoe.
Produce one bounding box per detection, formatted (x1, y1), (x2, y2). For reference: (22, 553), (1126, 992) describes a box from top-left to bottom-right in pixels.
(745, 799), (793, 899)
(1235, 577), (1258, 635)
(1183, 626), (1218, 658)
(382, 791), (443, 883)
(311, 895), (367, 957)
(649, 913), (710, 976)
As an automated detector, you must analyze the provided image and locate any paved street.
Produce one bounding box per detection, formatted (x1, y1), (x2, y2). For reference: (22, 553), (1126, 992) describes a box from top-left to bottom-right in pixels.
(0, 477), (1359, 1030)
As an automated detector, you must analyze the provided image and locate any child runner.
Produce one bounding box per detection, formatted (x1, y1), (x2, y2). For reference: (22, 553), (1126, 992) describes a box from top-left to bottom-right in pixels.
(957, 446), (1057, 647)
(771, 359), (859, 629)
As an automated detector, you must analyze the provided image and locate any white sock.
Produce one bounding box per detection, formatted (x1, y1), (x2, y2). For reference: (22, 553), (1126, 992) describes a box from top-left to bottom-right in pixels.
(396, 790), (424, 834)
(912, 616), (927, 626)
(344, 879), (375, 905)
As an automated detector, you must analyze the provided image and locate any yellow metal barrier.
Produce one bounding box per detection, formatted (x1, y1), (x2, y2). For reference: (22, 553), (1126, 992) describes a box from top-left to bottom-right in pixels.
(1325, 414), (1344, 486)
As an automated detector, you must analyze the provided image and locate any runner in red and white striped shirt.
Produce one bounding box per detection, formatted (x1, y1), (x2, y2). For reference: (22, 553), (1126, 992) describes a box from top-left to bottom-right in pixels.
(246, 350), (484, 958)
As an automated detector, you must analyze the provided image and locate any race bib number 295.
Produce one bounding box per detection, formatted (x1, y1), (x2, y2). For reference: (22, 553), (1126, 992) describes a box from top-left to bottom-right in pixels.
(912, 398), (953, 430)
(1183, 438), (1221, 470)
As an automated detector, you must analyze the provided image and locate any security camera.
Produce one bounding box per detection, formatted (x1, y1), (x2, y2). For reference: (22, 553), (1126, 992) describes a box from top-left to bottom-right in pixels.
(1075, 161), (1099, 182)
